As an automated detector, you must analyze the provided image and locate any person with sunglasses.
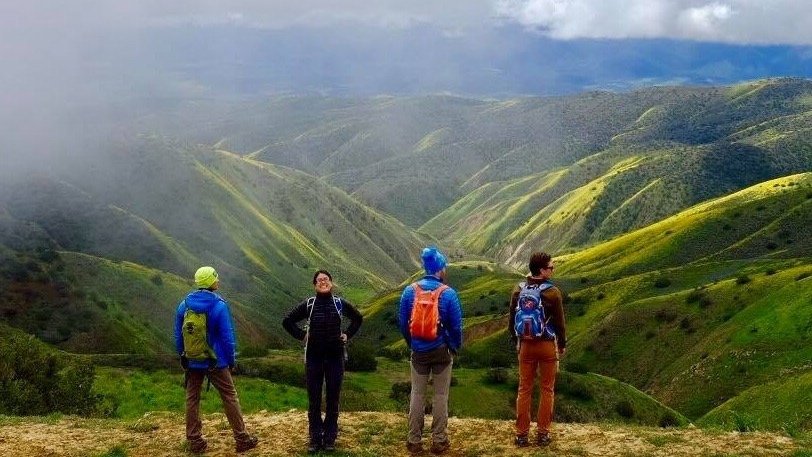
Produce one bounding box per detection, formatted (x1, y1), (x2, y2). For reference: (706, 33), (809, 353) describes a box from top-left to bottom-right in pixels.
(508, 252), (566, 448)
(282, 270), (363, 453)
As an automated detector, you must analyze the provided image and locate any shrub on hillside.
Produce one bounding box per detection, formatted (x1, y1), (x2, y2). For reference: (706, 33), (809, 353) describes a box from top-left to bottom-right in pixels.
(654, 277), (672, 288)
(654, 308), (677, 323)
(554, 401), (593, 423)
(615, 400), (635, 419)
(0, 333), (100, 416)
(346, 341), (378, 372)
(556, 374), (593, 402)
(565, 361), (589, 374)
(238, 359), (305, 387)
(736, 275), (752, 285)
(685, 289), (703, 304)
(239, 345), (267, 358)
(379, 345), (408, 361)
(699, 296), (713, 308)
(390, 381), (411, 406)
(482, 367), (508, 385)
(659, 411), (681, 428)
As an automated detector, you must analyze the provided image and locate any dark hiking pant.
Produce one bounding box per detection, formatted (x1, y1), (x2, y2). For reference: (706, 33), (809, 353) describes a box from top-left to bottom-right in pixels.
(306, 352), (345, 444)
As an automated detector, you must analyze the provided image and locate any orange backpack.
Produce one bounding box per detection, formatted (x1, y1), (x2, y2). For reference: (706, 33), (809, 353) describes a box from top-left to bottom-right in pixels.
(408, 282), (449, 340)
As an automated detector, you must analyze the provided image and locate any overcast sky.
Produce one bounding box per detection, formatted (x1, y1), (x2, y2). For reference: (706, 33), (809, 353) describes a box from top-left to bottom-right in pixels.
(1, 1), (811, 162)
(1, 0), (811, 176)
(5, 1), (812, 43)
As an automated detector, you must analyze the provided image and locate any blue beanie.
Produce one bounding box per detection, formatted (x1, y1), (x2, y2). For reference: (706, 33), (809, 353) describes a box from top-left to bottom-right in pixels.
(421, 246), (447, 275)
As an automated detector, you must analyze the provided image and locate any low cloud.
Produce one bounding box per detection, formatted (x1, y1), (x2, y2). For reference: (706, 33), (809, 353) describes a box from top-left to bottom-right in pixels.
(496, 0), (812, 45)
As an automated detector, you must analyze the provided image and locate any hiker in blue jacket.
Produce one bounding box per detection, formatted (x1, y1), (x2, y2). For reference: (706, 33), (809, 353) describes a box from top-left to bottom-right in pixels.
(398, 247), (463, 455)
(174, 266), (258, 454)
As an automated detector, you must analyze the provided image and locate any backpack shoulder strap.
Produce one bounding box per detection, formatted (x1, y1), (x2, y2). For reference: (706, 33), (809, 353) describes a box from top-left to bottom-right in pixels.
(333, 296), (343, 315)
(306, 296), (316, 321)
(411, 282), (423, 294)
(432, 284), (450, 298)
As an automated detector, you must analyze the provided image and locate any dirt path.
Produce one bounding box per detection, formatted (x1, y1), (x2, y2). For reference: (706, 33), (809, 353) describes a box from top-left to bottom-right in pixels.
(0, 411), (803, 456)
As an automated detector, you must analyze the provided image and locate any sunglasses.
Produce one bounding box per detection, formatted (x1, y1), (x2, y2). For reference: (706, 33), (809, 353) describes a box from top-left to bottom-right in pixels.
(315, 277), (332, 283)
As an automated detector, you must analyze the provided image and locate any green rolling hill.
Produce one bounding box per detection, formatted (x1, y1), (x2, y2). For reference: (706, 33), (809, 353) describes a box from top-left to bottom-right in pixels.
(1, 79), (810, 433)
(0, 137), (427, 354)
(136, 78), (812, 232)
(422, 79), (812, 263)
(437, 174), (812, 425)
(354, 173), (811, 429)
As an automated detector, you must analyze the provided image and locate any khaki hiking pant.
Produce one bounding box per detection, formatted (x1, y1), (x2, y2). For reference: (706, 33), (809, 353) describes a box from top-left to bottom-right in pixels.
(185, 368), (251, 444)
(408, 345), (453, 445)
(515, 339), (558, 437)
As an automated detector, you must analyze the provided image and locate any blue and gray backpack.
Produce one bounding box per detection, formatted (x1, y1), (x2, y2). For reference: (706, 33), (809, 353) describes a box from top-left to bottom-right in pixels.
(513, 281), (556, 340)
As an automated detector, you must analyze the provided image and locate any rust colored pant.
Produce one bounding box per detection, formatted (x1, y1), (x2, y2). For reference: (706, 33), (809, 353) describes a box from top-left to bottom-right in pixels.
(185, 368), (250, 443)
(515, 339), (558, 437)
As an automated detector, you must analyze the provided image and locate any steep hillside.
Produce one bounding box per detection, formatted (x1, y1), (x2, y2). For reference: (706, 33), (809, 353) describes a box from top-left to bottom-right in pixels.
(549, 174), (812, 419)
(424, 133), (811, 264)
(699, 370), (812, 432)
(135, 79), (812, 231)
(556, 173), (812, 279)
(0, 137), (427, 353)
(402, 175), (812, 428)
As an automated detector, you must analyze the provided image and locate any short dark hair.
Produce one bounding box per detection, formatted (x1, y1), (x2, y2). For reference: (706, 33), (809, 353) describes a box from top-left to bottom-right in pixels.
(312, 269), (332, 284)
(529, 252), (552, 276)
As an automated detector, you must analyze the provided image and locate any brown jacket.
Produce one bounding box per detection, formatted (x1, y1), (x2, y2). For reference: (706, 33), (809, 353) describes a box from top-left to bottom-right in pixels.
(508, 276), (566, 351)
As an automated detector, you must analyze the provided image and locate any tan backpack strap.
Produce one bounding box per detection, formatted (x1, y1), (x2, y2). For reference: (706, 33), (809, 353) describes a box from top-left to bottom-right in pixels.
(431, 284), (450, 299)
(411, 282), (423, 294)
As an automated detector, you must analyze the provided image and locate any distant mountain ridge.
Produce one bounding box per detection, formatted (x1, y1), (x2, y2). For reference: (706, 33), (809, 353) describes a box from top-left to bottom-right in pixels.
(134, 78), (812, 236)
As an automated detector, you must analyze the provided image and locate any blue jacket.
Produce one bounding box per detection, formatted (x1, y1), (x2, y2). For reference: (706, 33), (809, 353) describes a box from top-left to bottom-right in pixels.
(174, 290), (237, 370)
(398, 275), (463, 353)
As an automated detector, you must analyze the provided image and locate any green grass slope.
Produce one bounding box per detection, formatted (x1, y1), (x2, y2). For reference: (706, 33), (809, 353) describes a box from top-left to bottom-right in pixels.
(0, 137), (428, 353)
(5, 137), (426, 297)
(135, 78), (812, 230)
(539, 175), (812, 423)
(698, 370), (812, 433)
(556, 173), (812, 280)
(424, 139), (811, 265)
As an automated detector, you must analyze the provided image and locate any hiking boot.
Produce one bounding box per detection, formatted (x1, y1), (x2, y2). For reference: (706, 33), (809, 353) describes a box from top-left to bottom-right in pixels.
(515, 435), (530, 447)
(188, 439), (208, 454)
(406, 441), (423, 454)
(537, 433), (552, 447)
(307, 440), (322, 454)
(235, 435), (258, 453)
(430, 440), (450, 454)
(324, 441), (336, 452)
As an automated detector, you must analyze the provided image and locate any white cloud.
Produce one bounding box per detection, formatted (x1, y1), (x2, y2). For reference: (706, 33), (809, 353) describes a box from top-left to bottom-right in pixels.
(496, 0), (812, 45)
(5, 1), (812, 45)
